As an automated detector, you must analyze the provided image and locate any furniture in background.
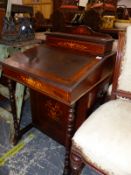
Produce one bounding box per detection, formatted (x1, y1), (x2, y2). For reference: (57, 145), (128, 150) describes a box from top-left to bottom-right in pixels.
(0, 8), (5, 34)
(89, 0), (118, 14)
(0, 4), (41, 144)
(65, 25), (112, 38)
(2, 4), (35, 42)
(1, 27), (115, 174)
(70, 26), (131, 175)
(0, 0), (7, 9)
(51, 0), (119, 35)
(0, 39), (40, 144)
(99, 3), (131, 38)
(22, 0), (53, 20)
(100, 28), (125, 39)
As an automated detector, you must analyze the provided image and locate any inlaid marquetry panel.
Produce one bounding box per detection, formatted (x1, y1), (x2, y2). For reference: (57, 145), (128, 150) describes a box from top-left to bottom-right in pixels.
(46, 36), (112, 55)
(3, 67), (70, 104)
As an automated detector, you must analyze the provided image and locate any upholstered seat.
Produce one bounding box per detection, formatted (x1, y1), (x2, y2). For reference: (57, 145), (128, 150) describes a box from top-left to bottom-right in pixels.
(70, 26), (131, 175)
(73, 99), (131, 175)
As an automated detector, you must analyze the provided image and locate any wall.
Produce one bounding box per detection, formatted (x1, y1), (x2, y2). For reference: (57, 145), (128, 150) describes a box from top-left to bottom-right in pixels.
(11, 0), (22, 4)
(79, 0), (88, 7)
(118, 0), (131, 7)
(22, 0), (53, 19)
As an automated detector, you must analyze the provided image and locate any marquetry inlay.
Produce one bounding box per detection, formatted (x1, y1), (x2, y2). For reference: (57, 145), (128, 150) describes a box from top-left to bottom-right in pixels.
(45, 100), (63, 121)
(21, 76), (44, 90)
(3, 68), (70, 104)
(47, 36), (105, 55)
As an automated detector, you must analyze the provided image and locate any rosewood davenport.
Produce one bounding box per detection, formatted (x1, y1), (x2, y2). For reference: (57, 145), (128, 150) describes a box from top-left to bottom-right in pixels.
(1, 31), (115, 174)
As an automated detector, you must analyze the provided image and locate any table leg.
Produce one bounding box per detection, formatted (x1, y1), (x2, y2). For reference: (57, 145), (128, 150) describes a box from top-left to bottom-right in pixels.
(7, 79), (20, 145)
(63, 104), (75, 175)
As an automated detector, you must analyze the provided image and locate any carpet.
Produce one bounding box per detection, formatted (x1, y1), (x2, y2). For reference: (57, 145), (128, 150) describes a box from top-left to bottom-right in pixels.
(0, 99), (99, 175)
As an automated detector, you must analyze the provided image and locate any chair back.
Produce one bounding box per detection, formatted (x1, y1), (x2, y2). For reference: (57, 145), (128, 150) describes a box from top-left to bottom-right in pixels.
(111, 25), (131, 99)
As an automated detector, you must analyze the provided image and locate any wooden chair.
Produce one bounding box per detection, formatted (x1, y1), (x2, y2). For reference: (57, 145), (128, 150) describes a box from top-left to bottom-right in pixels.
(70, 25), (131, 175)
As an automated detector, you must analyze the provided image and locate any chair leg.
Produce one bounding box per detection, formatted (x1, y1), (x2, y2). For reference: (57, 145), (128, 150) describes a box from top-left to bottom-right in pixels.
(70, 152), (83, 175)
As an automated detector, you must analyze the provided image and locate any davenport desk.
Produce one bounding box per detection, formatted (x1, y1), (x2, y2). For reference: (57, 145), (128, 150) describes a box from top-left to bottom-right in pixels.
(1, 32), (115, 174)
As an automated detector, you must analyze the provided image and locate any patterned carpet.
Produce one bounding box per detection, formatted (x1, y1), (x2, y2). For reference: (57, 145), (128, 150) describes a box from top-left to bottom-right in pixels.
(0, 99), (99, 175)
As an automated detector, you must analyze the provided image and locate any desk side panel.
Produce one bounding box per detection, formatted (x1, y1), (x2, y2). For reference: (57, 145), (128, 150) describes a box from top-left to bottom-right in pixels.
(29, 89), (88, 146)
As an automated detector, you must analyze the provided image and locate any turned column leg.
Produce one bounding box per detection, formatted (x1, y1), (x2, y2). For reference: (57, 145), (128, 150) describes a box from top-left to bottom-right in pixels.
(63, 104), (75, 175)
(70, 152), (83, 175)
(8, 79), (20, 145)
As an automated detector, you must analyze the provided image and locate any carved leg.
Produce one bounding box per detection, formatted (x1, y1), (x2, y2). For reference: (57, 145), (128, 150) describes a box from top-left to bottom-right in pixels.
(7, 79), (20, 145)
(63, 104), (75, 175)
(70, 152), (83, 175)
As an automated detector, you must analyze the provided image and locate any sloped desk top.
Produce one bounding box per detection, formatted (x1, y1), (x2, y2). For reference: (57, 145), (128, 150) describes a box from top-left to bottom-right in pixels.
(1, 44), (114, 105)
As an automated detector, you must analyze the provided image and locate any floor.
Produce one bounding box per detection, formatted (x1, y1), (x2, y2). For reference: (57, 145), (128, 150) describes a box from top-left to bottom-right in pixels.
(0, 99), (99, 175)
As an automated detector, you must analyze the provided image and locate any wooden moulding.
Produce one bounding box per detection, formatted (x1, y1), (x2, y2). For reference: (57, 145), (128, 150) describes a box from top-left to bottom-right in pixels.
(45, 32), (114, 56)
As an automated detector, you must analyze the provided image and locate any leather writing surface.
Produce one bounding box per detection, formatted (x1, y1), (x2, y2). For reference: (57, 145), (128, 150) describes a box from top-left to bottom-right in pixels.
(3, 44), (99, 86)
